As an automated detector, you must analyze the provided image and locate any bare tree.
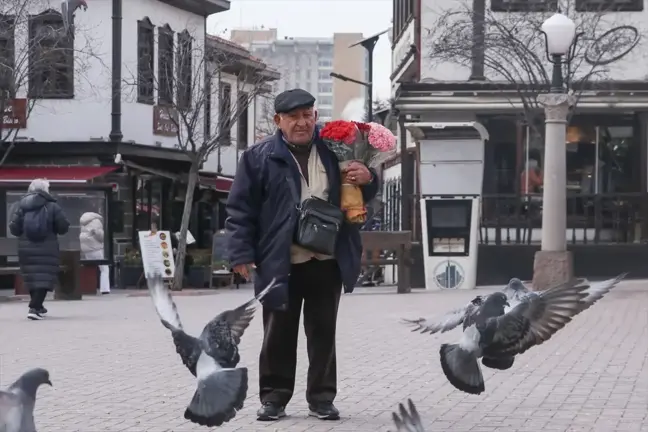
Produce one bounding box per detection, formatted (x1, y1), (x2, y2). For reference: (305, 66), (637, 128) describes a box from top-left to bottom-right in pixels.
(124, 31), (277, 290)
(0, 0), (102, 164)
(425, 1), (642, 137)
(254, 91), (277, 139)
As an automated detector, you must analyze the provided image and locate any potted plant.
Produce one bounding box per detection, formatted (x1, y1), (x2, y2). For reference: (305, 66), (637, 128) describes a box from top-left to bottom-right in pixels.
(186, 249), (212, 288)
(119, 248), (144, 289)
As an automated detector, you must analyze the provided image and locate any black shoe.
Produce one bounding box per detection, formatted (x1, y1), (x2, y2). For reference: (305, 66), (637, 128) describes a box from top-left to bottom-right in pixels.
(37, 307), (48, 315)
(256, 402), (286, 421)
(27, 309), (43, 320)
(308, 402), (340, 420)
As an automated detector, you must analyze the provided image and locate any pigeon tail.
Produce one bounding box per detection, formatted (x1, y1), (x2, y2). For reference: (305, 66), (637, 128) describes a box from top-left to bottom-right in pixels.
(184, 367), (248, 427)
(482, 356), (515, 370)
(439, 343), (484, 395)
(392, 399), (425, 432)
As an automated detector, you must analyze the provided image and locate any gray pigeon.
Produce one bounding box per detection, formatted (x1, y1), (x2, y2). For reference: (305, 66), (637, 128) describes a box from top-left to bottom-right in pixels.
(61, 0), (88, 38)
(391, 399), (424, 431)
(503, 273), (627, 313)
(0, 368), (52, 432)
(439, 280), (590, 395)
(402, 295), (484, 334)
(403, 273), (626, 336)
(146, 272), (278, 427)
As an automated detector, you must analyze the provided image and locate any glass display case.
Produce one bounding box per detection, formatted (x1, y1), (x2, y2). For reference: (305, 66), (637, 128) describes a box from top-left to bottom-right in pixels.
(5, 186), (112, 263)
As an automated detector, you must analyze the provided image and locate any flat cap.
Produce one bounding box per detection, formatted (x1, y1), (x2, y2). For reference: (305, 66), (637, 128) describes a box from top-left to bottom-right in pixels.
(274, 88), (316, 114)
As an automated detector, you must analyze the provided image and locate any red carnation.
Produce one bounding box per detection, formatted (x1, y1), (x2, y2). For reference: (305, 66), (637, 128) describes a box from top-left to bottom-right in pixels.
(320, 120), (357, 145)
(353, 121), (371, 133)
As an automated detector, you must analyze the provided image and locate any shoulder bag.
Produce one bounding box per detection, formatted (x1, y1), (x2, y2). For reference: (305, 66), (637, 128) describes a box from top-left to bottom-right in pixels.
(286, 176), (344, 256)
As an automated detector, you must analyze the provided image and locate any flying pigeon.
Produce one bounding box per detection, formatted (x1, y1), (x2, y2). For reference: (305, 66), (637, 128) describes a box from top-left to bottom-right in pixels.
(401, 295), (484, 335)
(503, 273), (628, 313)
(0, 368), (52, 432)
(146, 272), (278, 427)
(403, 273), (626, 336)
(391, 399), (425, 432)
(439, 280), (591, 395)
(61, 0), (88, 39)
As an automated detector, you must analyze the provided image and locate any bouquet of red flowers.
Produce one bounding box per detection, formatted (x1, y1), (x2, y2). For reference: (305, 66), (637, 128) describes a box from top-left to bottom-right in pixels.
(320, 119), (396, 223)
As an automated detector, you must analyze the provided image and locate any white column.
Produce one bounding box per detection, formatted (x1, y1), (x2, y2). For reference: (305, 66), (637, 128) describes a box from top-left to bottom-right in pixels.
(537, 93), (574, 252)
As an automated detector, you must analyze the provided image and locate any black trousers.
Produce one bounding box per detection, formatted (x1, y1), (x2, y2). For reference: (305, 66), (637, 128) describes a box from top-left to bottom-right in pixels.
(259, 258), (342, 406)
(28, 290), (47, 309)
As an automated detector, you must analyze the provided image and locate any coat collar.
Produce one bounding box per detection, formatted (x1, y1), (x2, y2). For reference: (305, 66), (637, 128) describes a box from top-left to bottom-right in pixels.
(268, 128), (340, 203)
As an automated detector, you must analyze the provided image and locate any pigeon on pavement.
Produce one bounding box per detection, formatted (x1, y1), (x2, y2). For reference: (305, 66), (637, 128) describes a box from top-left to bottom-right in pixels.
(403, 273), (626, 336)
(0, 368), (52, 432)
(439, 280), (591, 395)
(146, 272), (278, 427)
(391, 399), (425, 431)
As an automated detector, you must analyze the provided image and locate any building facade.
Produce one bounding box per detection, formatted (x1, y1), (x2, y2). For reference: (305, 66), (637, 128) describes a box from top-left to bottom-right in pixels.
(230, 28), (368, 125)
(389, 0), (648, 286)
(0, 0), (275, 289)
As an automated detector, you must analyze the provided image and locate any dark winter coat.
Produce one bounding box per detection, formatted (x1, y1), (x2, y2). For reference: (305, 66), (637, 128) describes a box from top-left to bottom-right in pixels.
(225, 129), (379, 310)
(9, 191), (70, 291)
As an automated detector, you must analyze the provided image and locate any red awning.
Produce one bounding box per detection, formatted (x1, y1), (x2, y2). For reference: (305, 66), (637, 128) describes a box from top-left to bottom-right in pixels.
(199, 175), (233, 193)
(0, 166), (119, 183)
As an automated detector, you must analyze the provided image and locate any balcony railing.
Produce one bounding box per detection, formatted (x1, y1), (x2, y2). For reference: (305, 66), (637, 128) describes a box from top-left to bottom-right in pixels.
(480, 192), (647, 245)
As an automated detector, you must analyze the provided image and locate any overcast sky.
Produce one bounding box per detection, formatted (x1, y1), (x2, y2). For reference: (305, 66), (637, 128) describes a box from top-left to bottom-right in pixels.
(207, 0), (393, 101)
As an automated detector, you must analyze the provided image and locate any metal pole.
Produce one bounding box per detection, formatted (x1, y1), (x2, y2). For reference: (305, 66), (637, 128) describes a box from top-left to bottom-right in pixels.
(367, 48), (373, 122)
(109, 0), (122, 141)
(594, 126), (600, 194)
(399, 115), (412, 232)
(525, 125), (529, 194)
(216, 67), (222, 173)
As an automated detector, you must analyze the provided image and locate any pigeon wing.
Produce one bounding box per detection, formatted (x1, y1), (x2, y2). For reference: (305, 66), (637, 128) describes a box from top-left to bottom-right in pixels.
(146, 272), (201, 375)
(392, 399), (425, 432)
(579, 273), (627, 312)
(402, 297), (483, 334)
(483, 279), (590, 357)
(198, 278), (280, 367)
(170, 330), (203, 377)
(146, 272), (183, 330)
(0, 391), (23, 432)
(199, 299), (257, 368)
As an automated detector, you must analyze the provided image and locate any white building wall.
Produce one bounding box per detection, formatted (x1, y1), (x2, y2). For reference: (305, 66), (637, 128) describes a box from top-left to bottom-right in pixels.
(10, 0), (112, 142)
(121, 0), (206, 147)
(8, 0), (209, 145)
(419, 0), (648, 82)
(202, 71), (260, 176)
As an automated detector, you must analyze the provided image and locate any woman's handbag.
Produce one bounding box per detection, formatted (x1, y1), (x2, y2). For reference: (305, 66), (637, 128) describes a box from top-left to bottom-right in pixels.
(287, 176), (344, 256)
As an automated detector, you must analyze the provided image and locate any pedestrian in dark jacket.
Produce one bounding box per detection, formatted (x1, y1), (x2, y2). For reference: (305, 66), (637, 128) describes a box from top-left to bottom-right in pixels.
(9, 179), (70, 320)
(226, 89), (378, 422)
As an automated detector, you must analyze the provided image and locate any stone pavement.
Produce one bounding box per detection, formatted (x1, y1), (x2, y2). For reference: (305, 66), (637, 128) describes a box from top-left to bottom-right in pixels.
(0, 281), (647, 432)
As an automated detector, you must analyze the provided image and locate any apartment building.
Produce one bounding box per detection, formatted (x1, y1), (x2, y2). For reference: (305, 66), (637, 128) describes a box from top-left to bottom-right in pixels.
(231, 28), (368, 125)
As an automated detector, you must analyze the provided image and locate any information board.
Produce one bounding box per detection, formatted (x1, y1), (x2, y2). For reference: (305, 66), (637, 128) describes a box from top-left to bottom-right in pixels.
(138, 230), (175, 279)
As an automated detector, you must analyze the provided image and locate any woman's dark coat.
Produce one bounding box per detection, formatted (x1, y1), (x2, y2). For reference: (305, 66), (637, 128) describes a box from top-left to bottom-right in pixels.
(225, 129), (379, 310)
(9, 191), (70, 291)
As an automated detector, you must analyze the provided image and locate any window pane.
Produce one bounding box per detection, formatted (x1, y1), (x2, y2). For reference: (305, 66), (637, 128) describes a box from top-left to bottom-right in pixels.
(7, 190), (108, 260)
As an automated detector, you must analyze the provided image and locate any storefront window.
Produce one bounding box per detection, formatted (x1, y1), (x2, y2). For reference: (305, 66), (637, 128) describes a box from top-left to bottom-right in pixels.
(135, 176), (163, 231)
(6, 189), (108, 258)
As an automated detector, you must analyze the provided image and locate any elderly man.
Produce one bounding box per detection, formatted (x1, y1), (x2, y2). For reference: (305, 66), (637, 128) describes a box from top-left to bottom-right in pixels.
(226, 89), (378, 421)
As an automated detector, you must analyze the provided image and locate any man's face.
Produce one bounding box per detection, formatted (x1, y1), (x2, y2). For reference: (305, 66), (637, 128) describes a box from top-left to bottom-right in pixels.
(274, 106), (317, 145)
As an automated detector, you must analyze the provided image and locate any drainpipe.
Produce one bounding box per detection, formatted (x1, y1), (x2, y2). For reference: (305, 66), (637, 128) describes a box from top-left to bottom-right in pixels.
(109, 0), (123, 141)
(469, 0), (486, 80)
(216, 67), (222, 173)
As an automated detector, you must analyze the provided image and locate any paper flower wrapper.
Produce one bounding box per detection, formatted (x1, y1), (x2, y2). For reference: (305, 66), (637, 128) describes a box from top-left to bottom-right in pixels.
(339, 161), (367, 224)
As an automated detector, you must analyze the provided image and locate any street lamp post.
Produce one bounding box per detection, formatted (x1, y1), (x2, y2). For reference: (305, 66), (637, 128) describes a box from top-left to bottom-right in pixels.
(532, 13), (581, 291)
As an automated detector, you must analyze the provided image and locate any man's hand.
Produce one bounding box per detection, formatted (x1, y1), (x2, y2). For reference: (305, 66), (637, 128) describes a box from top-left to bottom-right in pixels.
(233, 263), (255, 280)
(342, 161), (372, 186)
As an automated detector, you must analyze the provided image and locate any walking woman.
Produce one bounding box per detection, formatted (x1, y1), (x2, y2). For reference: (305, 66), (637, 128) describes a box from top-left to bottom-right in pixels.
(9, 179), (70, 320)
